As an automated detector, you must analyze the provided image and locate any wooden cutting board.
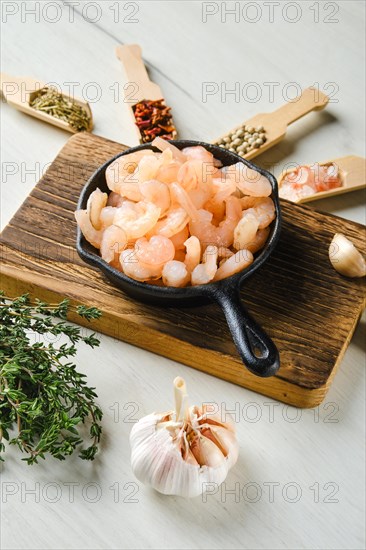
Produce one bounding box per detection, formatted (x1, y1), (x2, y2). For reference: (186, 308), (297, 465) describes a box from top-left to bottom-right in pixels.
(1, 133), (365, 408)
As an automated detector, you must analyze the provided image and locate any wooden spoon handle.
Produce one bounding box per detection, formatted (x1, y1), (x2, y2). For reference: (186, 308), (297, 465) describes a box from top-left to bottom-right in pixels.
(273, 87), (329, 127)
(115, 44), (150, 85)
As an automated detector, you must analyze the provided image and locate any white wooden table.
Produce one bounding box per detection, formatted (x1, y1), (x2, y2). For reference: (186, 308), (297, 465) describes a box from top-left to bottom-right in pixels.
(1, 2), (365, 549)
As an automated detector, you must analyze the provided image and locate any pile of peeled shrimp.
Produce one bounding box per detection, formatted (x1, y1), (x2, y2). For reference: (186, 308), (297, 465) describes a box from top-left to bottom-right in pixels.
(279, 162), (341, 202)
(75, 137), (276, 287)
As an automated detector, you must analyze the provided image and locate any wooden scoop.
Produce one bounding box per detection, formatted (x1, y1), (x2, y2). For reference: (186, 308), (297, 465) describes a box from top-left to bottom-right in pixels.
(278, 155), (366, 203)
(0, 73), (93, 133)
(115, 44), (177, 145)
(214, 87), (329, 160)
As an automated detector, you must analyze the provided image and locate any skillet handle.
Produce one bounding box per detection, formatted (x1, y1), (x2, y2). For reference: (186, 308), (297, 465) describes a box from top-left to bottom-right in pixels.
(213, 285), (280, 377)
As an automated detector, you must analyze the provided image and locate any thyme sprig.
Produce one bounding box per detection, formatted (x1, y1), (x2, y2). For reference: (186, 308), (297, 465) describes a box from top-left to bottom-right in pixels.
(0, 292), (103, 464)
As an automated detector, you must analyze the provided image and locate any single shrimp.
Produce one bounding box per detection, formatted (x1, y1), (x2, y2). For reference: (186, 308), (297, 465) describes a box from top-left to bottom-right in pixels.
(114, 201), (161, 239)
(133, 154), (161, 185)
(213, 249), (254, 281)
(169, 225), (189, 250)
(182, 146), (214, 163)
(162, 260), (190, 287)
(120, 249), (156, 282)
(147, 207), (189, 239)
(105, 150), (154, 194)
(114, 155), (162, 202)
(189, 198), (240, 249)
(135, 235), (175, 278)
(227, 163), (272, 197)
(152, 137), (186, 163)
(184, 236), (201, 272)
(191, 245), (218, 286)
(139, 180), (171, 217)
(246, 227), (271, 253)
(156, 151), (181, 184)
(244, 197), (275, 229)
(86, 188), (108, 230)
(74, 210), (103, 249)
(99, 206), (117, 229)
(233, 213), (260, 250)
(100, 225), (127, 265)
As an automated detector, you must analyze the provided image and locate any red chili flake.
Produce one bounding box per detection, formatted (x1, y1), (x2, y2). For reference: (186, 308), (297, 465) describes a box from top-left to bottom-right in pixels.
(132, 99), (177, 143)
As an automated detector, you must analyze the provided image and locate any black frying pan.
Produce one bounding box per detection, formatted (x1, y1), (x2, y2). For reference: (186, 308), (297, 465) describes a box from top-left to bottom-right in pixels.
(76, 140), (282, 377)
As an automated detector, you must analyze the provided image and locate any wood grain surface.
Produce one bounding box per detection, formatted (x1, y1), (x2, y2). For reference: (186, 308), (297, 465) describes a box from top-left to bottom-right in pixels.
(1, 132), (365, 408)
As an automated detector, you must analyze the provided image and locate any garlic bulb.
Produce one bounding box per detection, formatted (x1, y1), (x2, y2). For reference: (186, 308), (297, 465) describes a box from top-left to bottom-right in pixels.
(329, 233), (366, 278)
(130, 377), (239, 498)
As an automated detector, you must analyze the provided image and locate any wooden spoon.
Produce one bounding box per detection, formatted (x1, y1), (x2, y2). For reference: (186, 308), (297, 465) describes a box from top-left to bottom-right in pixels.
(115, 44), (177, 145)
(214, 87), (329, 160)
(0, 73), (93, 133)
(278, 155), (366, 203)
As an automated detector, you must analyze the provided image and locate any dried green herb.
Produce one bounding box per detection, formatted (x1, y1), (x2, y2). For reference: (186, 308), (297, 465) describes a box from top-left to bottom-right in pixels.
(0, 292), (102, 464)
(30, 87), (91, 132)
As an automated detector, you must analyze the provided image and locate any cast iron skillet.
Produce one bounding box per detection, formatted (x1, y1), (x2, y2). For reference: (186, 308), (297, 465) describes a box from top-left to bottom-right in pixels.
(76, 140), (282, 377)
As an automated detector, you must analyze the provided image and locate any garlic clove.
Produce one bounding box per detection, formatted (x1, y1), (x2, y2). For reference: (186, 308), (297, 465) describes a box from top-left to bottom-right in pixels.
(329, 233), (366, 278)
(189, 432), (226, 468)
(207, 425), (240, 469)
(200, 404), (236, 433)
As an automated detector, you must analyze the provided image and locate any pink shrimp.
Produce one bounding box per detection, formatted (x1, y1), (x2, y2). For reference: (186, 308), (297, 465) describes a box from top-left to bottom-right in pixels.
(156, 161), (181, 184)
(191, 245), (218, 285)
(162, 260), (190, 287)
(246, 227), (270, 254)
(120, 235), (175, 282)
(213, 249), (254, 281)
(133, 155), (161, 185)
(105, 150), (154, 194)
(189, 196), (242, 248)
(74, 210), (103, 249)
(244, 197), (275, 229)
(139, 180), (171, 217)
(99, 206), (117, 229)
(147, 207), (189, 239)
(233, 213), (260, 250)
(86, 188), (108, 230)
(100, 225), (127, 265)
(120, 249), (154, 282)
(152, 137), (186, 163)
(227, 163), (272, 197)
(114, 201), (161, 239)
(182, 145), (214, 163)
(184, 236), (201, 272)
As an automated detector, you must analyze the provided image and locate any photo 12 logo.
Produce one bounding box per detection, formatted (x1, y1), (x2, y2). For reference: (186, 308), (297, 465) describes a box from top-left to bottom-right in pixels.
(202, 2), (340, 24)
(201, 81), (339, 104)
(1, 481), (140, 504)
(201, 480), (340, 504)
(1, 1), (140, 24)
